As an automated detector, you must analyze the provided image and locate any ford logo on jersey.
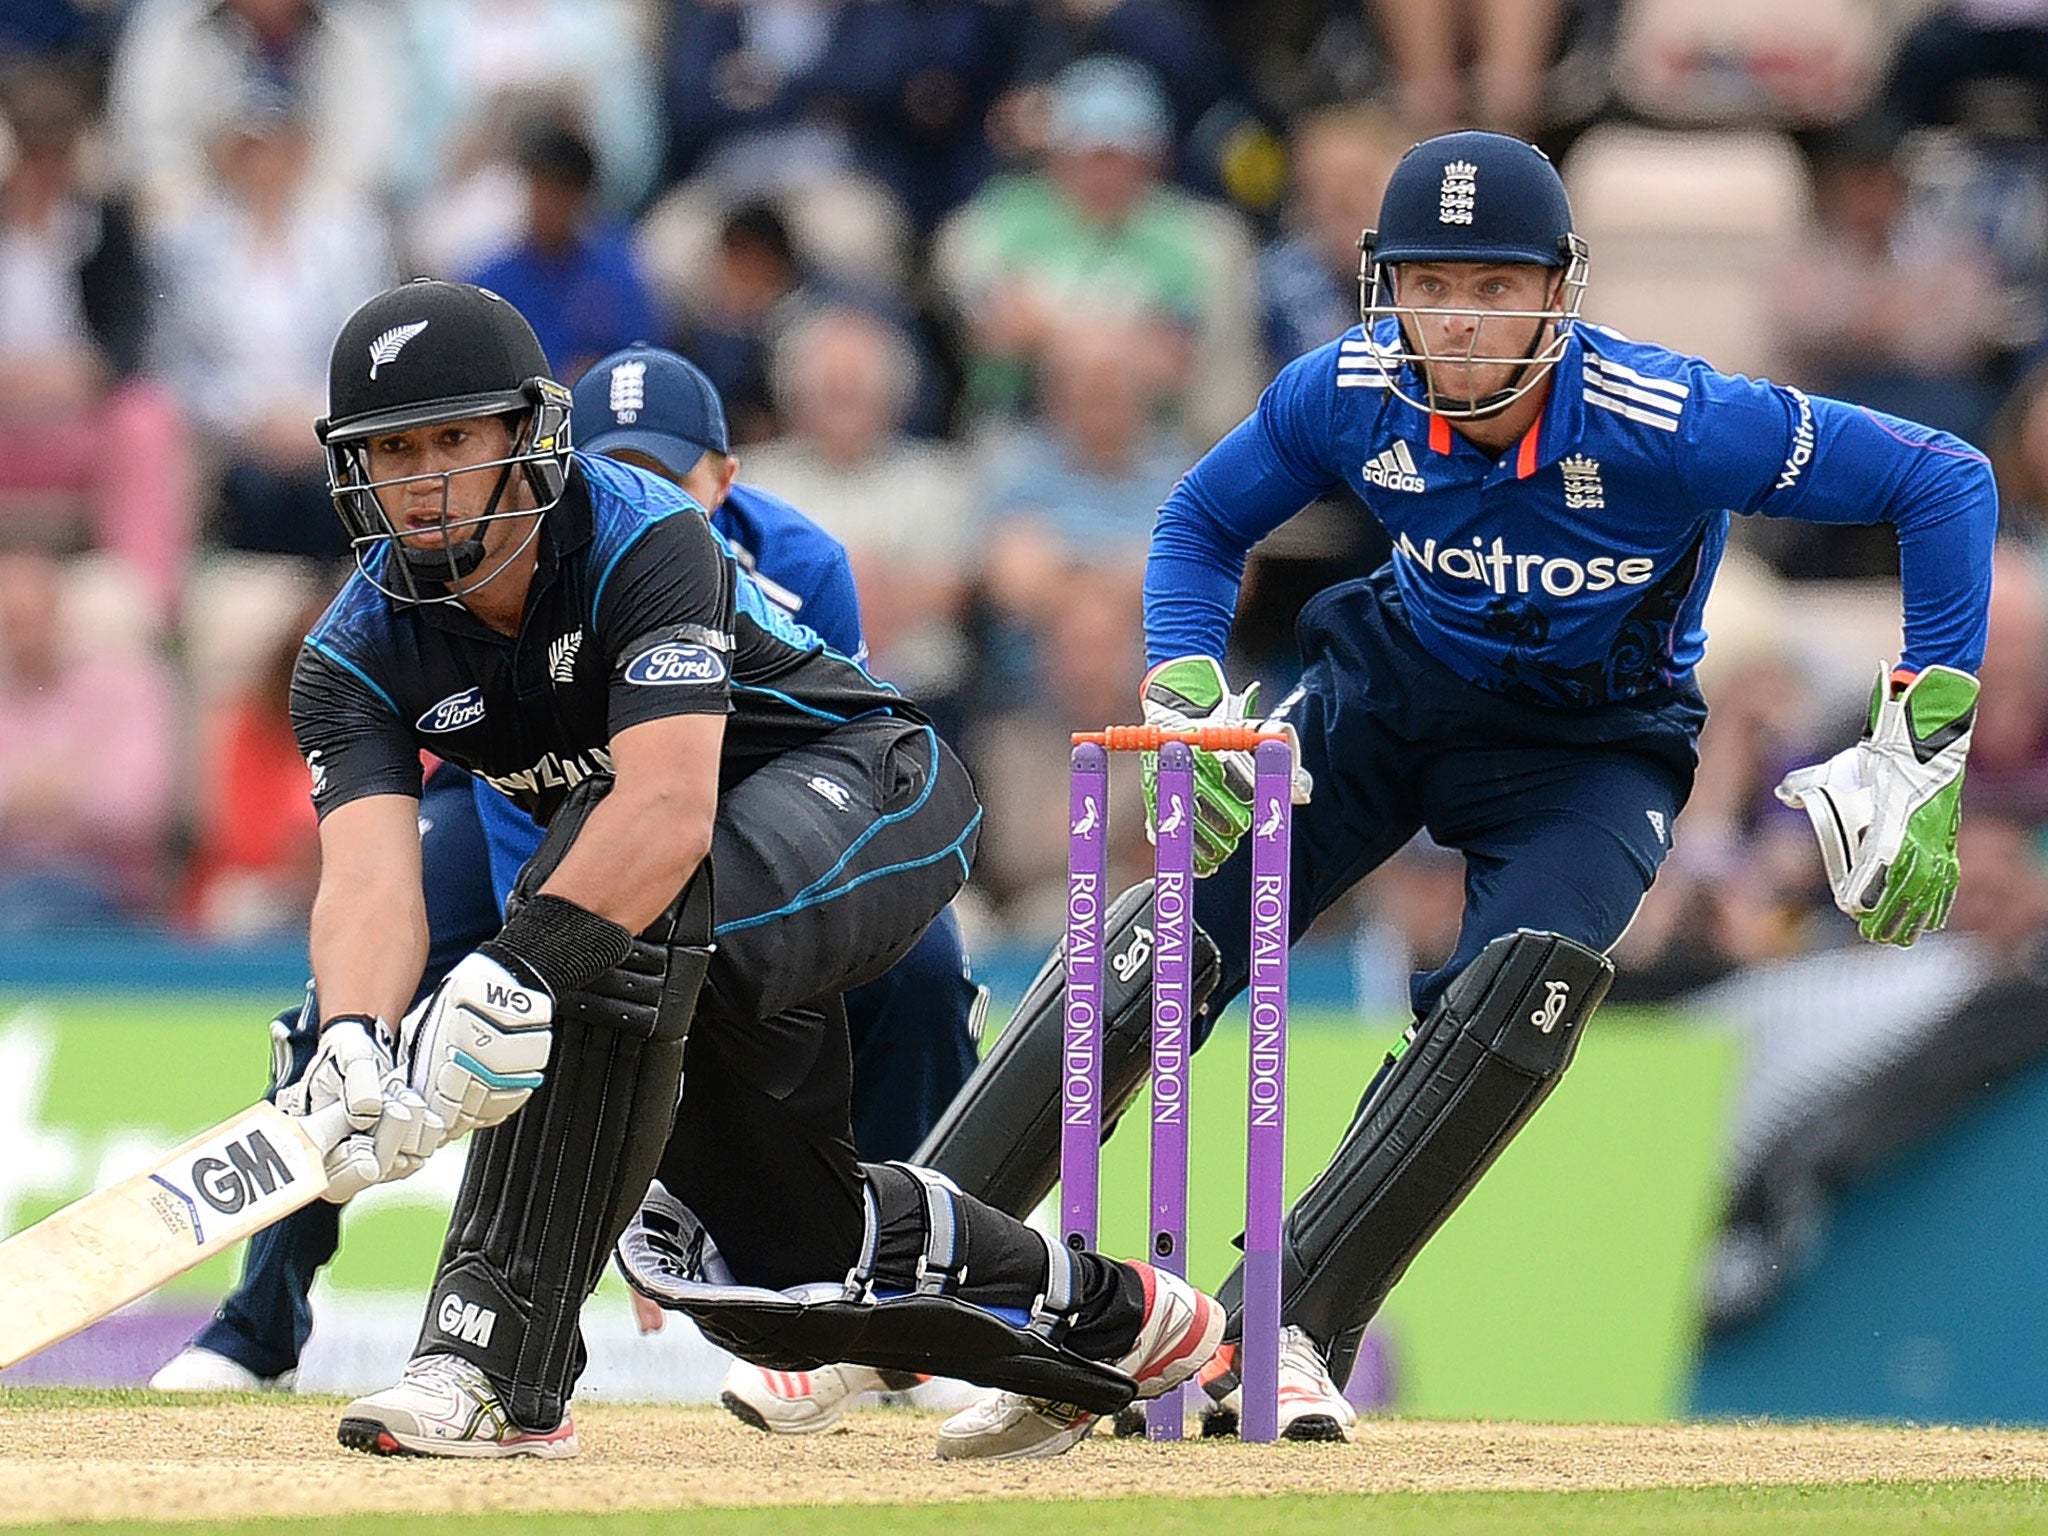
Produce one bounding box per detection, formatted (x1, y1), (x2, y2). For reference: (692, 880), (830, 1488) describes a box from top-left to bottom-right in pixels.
(625, 643), (727, 687)
(417, 687), (486, 734)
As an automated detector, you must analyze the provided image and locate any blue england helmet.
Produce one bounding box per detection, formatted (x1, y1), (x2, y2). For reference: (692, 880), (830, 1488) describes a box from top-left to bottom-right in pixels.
(1357, 131), (1589, 419)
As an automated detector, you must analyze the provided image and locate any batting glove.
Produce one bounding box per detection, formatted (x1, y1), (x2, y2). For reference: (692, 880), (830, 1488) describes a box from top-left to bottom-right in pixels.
(276, 1013), (394, 1128)
(299, 1073), (446, 1203)
(401, 951), (553, 1145)
(1141, 656), (1312, 878)
(1776, 663), (1977, 947)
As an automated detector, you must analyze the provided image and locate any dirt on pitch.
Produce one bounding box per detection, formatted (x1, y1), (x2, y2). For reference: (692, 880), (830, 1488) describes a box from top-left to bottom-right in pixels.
(3, 1400), (2047, 1525)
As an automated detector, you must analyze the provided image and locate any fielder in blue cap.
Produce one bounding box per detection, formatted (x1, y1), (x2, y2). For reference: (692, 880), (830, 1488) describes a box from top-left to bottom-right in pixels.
(155, 346), (985, 1432)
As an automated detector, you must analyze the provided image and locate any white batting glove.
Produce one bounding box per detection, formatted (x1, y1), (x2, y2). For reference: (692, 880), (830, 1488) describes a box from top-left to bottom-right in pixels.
(276, 1014), (394, 1129)
(401, 951), (554, 1145)
(299, 1074), (447, 1203)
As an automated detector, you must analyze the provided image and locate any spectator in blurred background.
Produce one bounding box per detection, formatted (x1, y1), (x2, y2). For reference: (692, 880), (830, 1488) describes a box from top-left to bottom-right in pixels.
(997, 0), (1237, 181)
(1988, 355), (2048, 545)
(660, 0), (1015, 232)
(151, 85), (397, 559)
(670, 201), (810, 445)
(0, 0), (125, 66)
(745, 305), (977, 706)
(1771, 119), (2004, 444)
(182, 588), (327, 937)
(1960, 539), (2048, 827)
(0, 544), (178, 929)
(1260, 102), (1405, 368)
(0, 62), (195, 623)
(932, 53), (1260, 440)
(978, 313), (1186, 570)
(1368, 0), (1568, 138)
(463, 119), (659, 382)
(391, 0), (661, 278)
(105, 0), (400, 230)
(1880, 0), (2048, 361)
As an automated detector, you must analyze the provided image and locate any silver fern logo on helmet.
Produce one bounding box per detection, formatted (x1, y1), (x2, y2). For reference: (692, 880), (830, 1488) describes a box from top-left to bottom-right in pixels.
(368, 321), (429, 379)
(1438, 160), (1477, 225)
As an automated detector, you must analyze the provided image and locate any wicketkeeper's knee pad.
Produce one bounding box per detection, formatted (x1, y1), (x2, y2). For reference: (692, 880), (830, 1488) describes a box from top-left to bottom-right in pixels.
(1215, 928), (1613, 1388)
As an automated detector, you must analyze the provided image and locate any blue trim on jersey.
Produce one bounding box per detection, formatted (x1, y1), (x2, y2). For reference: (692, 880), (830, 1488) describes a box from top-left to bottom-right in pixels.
(713, 482), (866, 659)
(729, 682), (894, 725)
(713, 807), (984, 938)
(303, 635), (402, 717)
(782, 725), (940, 906)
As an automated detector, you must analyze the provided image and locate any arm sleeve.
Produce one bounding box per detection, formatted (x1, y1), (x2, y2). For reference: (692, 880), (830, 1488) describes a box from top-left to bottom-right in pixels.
(1677, 374), (1998, 674)
(289, 642), (422, 818)
(595, 510), (739, 736)
(1144, 341), (1348, 664)
(804, 545), (868, 664)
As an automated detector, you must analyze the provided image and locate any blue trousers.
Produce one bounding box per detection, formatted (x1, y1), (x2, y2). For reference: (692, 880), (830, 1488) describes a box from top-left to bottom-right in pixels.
(1194, 568), (1703, 1043)
(195, 761), (978, 1378)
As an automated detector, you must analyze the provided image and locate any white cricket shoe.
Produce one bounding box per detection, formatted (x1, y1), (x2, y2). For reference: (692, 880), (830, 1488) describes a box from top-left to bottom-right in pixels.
(934, 1262), (1224, 1461)
(147, 1346), (295, 1393)
(1196, 1326), (1358, 1443)
(338, 1352), (579, 1458)
(719, 1360), (929, 1434)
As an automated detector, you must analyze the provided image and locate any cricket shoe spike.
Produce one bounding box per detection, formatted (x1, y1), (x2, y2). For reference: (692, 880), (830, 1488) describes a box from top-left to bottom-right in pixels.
(338, 1352), (579, 1458)
(720, 1359), (929, 1434)
(934, 1263), (1224, 1461)
(148, 1346), (296, 1393)
(1197, 1327), (1357, 1443)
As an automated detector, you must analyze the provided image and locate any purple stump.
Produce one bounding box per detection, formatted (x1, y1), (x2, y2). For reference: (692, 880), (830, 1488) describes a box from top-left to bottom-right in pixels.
(1240, 737), (1293, 1443)
(1062, 741), (1109, 1255)
(1146, 740), (1195, 1440)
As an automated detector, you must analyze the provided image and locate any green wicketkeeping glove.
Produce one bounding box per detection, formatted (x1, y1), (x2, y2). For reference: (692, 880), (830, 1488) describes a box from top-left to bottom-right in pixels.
(1140, 656), (1312, 878)
(1775, 663), (1978, 947)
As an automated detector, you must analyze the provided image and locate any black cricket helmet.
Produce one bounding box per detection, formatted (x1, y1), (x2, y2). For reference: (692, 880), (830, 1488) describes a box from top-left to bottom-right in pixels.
(1357, 130), (1589, 419)
(317, 278), (572, 602)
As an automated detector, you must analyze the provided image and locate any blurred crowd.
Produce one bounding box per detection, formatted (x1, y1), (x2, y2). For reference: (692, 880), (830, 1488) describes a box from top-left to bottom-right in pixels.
(4, 0), (2048, 1005)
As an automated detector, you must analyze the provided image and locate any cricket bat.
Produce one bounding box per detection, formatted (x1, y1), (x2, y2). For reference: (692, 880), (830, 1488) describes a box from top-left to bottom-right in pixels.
(0, 1101), (330, 1371)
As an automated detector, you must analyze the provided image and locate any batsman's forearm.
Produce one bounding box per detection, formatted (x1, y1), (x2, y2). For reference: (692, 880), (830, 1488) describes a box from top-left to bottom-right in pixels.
(309, 874), (427, 1029)
(539, 785), (712, 935)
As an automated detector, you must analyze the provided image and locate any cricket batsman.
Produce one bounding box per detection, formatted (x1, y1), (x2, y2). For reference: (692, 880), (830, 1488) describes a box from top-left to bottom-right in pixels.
(884, 129), (1997, 1448)
(261, 279), (1224, 1459)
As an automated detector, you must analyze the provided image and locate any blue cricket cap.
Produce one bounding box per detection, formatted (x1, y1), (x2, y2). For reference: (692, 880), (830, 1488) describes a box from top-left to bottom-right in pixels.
(573, 344), (730, 480)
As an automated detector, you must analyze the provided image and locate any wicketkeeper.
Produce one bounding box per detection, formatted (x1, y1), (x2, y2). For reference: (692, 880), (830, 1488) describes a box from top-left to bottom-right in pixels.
(812, 129), (1997, 1445)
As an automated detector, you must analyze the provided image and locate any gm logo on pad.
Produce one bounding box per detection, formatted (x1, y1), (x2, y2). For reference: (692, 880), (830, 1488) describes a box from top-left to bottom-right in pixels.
(625, 643), (727, 687)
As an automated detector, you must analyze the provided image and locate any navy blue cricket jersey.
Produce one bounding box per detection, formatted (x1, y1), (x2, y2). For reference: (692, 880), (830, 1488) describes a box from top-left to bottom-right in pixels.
(468, 474), (872, 897)
(293, 452), (907, 828)
(1147, 320), (1997, 706)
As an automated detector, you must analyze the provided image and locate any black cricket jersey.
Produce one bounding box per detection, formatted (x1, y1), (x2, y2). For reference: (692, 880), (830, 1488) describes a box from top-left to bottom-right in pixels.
(290, 452), (918, 825)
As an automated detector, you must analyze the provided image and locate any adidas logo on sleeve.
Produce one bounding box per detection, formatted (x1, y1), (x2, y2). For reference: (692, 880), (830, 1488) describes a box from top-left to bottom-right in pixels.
(1363, 440), (1428, 493)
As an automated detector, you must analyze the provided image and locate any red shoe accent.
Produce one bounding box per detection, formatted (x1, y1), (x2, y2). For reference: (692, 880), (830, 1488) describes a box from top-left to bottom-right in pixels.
(1198, 1342), (1239, 1390)
(504, 1418), (578, 1451)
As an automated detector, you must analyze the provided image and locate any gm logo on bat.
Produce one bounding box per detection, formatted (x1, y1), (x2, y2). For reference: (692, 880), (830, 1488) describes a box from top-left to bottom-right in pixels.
(625, 642), (727, 686)
(149, 1130), (301, 1245)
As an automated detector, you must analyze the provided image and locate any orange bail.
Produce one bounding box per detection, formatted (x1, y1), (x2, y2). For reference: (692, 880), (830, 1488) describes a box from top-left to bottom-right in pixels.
(1073, 724), (1290, 752)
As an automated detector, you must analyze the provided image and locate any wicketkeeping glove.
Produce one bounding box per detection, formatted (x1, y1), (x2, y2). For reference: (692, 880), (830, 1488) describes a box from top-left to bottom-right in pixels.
(1140, 656), (1312, 878)
(1775, 663), (1978, 947)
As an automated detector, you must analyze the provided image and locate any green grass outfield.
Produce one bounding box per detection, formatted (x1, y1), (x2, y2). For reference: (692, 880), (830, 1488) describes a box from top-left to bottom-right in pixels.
(15, 1483), (2048, 1536)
